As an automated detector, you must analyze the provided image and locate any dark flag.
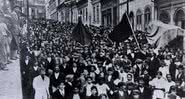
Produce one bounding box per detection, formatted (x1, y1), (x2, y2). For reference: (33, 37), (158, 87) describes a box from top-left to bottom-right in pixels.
(72, 17), (92, 45)
(108, 13), (133, 42)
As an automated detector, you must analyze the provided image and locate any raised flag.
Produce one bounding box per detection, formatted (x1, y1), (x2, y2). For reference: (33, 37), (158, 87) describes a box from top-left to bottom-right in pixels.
(108, 13), (133, 42)
(72, 17), (92, 45)
(146, 21), (184, 49)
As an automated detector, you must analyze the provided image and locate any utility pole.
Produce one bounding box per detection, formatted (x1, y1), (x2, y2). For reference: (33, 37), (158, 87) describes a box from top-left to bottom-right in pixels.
(26, 0), (30, 44)
(127, 0), (129, 15)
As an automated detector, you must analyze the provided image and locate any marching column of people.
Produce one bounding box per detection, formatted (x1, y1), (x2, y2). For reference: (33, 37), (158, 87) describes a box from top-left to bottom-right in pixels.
(20, 19), (185, 99)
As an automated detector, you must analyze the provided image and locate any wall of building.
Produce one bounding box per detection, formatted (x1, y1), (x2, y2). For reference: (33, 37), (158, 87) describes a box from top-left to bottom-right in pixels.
(91, 0), (101, 26)
(156, 0), (185, 29)
(119, 0), (156, 31)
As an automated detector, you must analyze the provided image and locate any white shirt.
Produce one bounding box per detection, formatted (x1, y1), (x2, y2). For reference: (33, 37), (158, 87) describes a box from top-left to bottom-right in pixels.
(165, 81), (175, 92)
(73, 67), (77, 73)
(73, 94), (80, 99)
(59, 89), (65, 96)
(33, 66), (39, 71)
(25, 60), (29, 65)
(54, 73), (60, 79)
(86, 83), (93, 96)
(149, 77), (167, 99)
(139, 87), (144, 93)
(96, 84), (110, 95)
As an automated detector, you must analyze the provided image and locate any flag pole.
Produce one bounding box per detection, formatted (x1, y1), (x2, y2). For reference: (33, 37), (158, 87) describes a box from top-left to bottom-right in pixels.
(125, 12), (141, 50)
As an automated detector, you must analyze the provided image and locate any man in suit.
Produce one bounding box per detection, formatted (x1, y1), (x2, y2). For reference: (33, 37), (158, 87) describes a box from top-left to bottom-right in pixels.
(33, 67), (50, 99)
(28, 61), (40, 99)
(68, 62), (81, 80)
(50, 66), (65, 96)
(175, 65), (184, 84)
(113, 82), (126, 99)
(137, 78), (152, 99)
(125, 83), (135, 99)
(52, 82), (66, 99)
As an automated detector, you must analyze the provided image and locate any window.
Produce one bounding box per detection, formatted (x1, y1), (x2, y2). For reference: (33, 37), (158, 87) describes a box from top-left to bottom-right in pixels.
(159, 11), (170, 24)
(144, 7), (151, 25)
(136, 9), (142, 25)
(97, 5), (99, 23)
(86, 8), (88, 21)
(93, 6), (96, 22)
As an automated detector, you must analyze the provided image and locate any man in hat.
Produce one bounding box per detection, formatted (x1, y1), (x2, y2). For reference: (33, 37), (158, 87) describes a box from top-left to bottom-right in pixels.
(136, 77), (152, 99)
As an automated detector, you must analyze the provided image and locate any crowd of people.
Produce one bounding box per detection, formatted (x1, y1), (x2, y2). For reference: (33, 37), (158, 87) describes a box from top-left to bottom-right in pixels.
(19, 18), (185, 99)
(0, 5), (21, 70)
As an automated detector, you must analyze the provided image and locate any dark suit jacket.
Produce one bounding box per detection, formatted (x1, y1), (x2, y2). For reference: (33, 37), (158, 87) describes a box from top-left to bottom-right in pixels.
(124, 90), (134, 99)
(52, 89), (66, 99)
(169, 62), (177, 81)
(137, 86), (152, 99)
(50, 73), (65, 94)
(113, 91), (126, 99)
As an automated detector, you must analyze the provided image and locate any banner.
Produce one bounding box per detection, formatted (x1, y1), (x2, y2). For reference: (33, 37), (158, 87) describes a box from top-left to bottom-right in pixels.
(146, 21), (184, 49)
(108, 13), (133, 42)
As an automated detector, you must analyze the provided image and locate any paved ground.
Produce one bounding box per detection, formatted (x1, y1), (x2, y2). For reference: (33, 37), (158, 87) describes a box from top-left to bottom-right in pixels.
(0, 59), (22, 99)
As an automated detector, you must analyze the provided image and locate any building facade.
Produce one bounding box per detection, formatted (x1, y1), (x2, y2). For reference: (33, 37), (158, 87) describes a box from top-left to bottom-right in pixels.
(101, 0), (119, 27)
(49, 0), (101, 26)
(155, 0), (185, 29)
(91, 0), (101, 26)
(119, 0), (156, 31)
(22, 0), (46, 19)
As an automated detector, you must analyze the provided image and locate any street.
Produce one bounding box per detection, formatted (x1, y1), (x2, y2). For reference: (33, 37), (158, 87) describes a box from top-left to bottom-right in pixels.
(0, 59), (22, 99)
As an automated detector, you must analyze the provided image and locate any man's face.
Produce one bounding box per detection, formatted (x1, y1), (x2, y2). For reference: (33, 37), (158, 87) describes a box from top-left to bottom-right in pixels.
(166, 75), (172, 82)
(127, 75), (132, 81)
(59, 83), (65, 90)
(40, 69), (46, 75)
(87, 78), (92, 84)
(139, 80), (144, 87)
(157, 73), (162, 79)
(54, 66), (60, 73)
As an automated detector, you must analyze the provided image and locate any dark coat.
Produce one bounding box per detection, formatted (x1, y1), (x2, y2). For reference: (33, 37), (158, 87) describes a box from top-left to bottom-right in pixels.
(49, 73), (65, 94)
(137, 86), (152, 99)
(52, 89), (66, 99)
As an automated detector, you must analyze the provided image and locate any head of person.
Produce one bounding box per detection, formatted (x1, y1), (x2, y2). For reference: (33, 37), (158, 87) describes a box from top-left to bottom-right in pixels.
(73, 87), (79, 94)
(126, 82), (134, 90)
(99, 78), (105, 85)
(127, 74), (133, 82)
(157, 71), (162, 79)
(166, 74), (172, 82)
(132, 90), (140, 99)
(86, 77), (92, 84)
(40, 67), (46, 76)
(54, 66), (60, 73)
(99, 94), (108, 99)
(91, 86), (98, 96)
(58, 82), (65, 90)
(169, 86), (177, 94)
(138, 78), (145, 87)
(107, 67), (113, 75)
(175, 80), (181, 87)
(118, 82), (126, 91)
(178, 65), (184, 73)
